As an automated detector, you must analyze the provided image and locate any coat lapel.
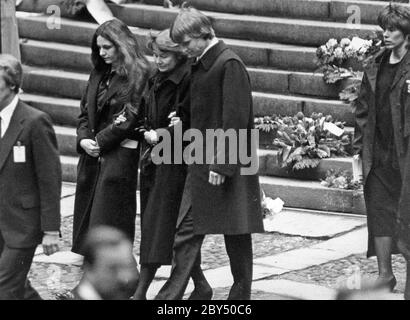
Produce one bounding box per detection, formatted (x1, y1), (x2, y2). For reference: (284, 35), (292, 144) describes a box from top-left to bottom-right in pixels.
(363, 49), (386, 93)
(98, 73), (124, 110)
(391, 50), (410, 91)
(0, 101), (25, 172)
(86, 70), (104, 131)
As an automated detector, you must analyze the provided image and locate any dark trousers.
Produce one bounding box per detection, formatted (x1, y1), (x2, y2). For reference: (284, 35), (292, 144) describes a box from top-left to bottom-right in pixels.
(155, 208), (253, 300)
(0, 232), (41, 300)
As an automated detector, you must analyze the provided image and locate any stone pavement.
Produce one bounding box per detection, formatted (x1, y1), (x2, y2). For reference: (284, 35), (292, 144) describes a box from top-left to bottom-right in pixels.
(28, 183), (405, 300)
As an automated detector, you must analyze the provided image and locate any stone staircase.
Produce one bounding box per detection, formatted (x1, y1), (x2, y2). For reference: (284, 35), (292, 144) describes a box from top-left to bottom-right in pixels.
(16, 0), (388, 214)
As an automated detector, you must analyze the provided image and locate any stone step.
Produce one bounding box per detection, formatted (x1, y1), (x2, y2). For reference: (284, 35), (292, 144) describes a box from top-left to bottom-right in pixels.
(17, 5), (379, 47)
(21, 38), (346, 99)
(141, 0), (391, 24)
(21, 63), (357, 101)
(60, 155), (78, 183)
(100, 4), (380, 46)
(142, 0), (331, 20)
(22, 66), (88, 100)
(54, 125), (77, 157)
(51, 125), (354, 181)
(17, 17), (318, 71)
(258, 149), (353, 180)
(21, 88), (354, 133)
(254, 92), (353, 125)
(17, 0), (393, 24)
(59, 154), (365, 215)
(20, 93), (80, 127)
(260, 175), (365, 214)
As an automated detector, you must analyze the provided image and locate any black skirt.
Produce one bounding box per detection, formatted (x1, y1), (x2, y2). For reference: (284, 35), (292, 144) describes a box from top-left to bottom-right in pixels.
(364, 166), (401, 257)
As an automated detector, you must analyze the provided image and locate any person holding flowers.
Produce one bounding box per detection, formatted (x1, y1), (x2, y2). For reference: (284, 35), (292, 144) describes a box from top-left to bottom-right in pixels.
(353, 4), (410, 299)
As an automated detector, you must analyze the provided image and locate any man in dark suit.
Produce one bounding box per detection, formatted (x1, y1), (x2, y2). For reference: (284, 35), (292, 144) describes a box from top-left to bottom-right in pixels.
(0, 54), (61, 300)
(72, 226), (139, 300)
(155, 7), (264, 300)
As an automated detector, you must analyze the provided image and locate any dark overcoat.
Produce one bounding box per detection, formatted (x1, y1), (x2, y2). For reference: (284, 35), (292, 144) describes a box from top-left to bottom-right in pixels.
(353, 48), (410, 249)
(0, 101), (61, 248)
(139, 62), (191, 265)
(188, 41), (264, 235)
(72, 66), (145, 254)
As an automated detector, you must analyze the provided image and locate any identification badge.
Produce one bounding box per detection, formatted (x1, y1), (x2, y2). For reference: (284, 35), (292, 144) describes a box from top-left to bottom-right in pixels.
(13, 142), (26, 163)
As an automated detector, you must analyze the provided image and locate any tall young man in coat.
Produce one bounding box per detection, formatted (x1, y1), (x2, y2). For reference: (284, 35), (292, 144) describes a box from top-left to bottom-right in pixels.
(0, 54), (61, 299)
(155, 7), (264, 300)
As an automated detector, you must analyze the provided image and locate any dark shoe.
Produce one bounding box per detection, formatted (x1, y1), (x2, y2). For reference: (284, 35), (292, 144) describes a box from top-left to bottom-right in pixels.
(188, 286), (213, 300)
(227, 282), (251, 300)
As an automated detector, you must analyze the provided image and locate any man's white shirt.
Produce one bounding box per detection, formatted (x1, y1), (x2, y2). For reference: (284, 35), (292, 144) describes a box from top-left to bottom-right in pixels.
(0, 95), (18, 138)
(197, 37), (219, 62)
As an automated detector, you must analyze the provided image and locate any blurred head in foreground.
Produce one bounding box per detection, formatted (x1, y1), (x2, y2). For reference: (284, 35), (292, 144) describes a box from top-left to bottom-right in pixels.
(81, 226), (139, 300)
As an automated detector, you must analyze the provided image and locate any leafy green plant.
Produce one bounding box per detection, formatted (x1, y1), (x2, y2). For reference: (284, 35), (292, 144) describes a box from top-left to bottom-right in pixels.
(255, 112), (353, 171)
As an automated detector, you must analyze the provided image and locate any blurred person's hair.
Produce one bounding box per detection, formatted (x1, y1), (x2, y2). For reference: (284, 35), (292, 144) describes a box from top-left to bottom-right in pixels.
(82, 226), (132, 267)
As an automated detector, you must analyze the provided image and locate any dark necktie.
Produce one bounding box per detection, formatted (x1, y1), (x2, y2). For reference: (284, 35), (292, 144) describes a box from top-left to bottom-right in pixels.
(0, 115), (3, 139)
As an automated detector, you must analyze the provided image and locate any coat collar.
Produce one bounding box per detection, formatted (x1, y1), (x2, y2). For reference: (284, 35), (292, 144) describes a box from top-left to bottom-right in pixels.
(86, 67), (126, 130)
(196, 40), (230, 71)
(149, 60), (190, 87)
(391, 49), (410, 91)
(97, 71), (125, 108)
(0, 101), (26, 172)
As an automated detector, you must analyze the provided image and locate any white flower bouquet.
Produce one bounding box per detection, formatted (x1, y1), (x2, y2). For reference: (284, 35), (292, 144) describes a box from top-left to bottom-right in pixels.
(315, 34), (382, 84)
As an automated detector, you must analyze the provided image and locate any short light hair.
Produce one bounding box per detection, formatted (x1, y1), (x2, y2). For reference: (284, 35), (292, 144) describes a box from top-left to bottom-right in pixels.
(378, 3), (410, 36)
(170, 6), (215, 44)
(0, 54), (23, 93)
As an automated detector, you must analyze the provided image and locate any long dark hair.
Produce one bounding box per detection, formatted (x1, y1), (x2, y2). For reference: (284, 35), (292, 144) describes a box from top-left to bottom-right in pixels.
(91, 19), (150, 103)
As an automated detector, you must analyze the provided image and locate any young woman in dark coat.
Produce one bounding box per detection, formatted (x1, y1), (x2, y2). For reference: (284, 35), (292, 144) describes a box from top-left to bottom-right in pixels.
(72, 19), (150, 259)
(353, 4), (410, 298)
(132, 29), (211, 300)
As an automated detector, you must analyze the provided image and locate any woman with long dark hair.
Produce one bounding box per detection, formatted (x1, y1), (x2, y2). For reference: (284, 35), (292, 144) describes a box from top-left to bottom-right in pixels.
(354, 4), (410, 299)
(72, 19), (149, 263)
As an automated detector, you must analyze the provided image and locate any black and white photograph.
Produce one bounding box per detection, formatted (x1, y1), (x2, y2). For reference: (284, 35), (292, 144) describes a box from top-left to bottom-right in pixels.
(1, 0), (410, 306)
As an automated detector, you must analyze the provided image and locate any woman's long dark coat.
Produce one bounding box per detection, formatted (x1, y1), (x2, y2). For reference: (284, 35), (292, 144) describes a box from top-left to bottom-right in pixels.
(353, 49), (410, 254)
(139, 62), (191, 265)
(189, 41), (264, 235)
(72, 66), (145, 255)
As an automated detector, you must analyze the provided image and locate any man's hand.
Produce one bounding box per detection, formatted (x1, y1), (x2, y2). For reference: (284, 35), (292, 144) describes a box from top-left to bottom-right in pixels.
(209, 171), (226, 186)
(80, 138), (100, 157)
(407, 80), (410, 93)
(42, 232), (60, 256)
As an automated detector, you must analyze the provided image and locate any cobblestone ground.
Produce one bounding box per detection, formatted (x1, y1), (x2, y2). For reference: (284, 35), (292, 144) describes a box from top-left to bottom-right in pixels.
(29, 215), (322, 299)
(272, 254), (407, 295)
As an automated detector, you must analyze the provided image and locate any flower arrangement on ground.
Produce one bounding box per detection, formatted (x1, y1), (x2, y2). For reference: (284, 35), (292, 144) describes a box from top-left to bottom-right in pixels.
(261, 189), (284, 219)
(321, 169), (362, 190)
(255, 112), (352, 171)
